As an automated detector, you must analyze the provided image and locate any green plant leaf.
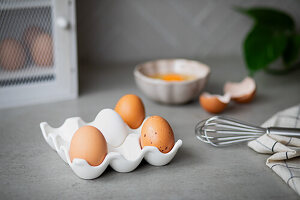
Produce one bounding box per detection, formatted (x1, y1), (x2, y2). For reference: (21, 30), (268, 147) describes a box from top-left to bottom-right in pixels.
(283, 34), (300, 66)
(236, 7), (295, 31)
(244, 25), (288, 74)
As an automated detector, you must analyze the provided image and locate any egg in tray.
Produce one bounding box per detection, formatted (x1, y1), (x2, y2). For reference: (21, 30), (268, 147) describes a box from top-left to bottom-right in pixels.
(40, 94), (182, 179)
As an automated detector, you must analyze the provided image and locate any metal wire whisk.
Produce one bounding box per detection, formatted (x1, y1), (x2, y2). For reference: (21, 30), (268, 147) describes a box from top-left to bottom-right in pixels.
(195, 116), (300, 147)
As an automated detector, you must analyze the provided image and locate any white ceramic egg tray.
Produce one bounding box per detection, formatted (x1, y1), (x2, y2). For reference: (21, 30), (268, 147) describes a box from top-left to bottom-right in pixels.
(40, 109), (182, 179)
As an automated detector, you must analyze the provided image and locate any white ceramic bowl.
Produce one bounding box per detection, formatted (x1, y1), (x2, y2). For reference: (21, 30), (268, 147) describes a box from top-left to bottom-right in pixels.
(134, 59), (210, 104)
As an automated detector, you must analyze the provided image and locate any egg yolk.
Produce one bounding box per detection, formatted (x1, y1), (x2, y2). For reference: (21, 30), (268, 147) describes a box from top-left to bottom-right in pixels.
(149, 73), (196, 82)
(162, 74), (184, 81)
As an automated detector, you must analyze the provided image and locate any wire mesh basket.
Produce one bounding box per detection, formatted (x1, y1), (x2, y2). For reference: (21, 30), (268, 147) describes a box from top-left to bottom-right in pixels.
(0, 0), (77, 108)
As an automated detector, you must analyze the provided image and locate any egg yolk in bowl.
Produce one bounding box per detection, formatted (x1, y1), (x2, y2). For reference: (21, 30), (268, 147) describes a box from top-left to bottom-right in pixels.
(149, 73), (196, 82)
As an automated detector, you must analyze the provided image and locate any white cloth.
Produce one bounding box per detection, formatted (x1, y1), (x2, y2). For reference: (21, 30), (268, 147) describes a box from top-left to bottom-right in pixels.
(248, 104), (300, 195)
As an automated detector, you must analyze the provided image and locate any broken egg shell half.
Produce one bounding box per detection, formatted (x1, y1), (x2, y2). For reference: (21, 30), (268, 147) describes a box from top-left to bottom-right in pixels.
(224, 77), (256, 103)
(199, 92), (230, 114)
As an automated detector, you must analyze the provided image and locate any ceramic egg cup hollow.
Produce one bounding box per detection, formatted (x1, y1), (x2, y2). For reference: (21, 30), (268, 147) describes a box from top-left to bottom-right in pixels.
(134, 59), (210, 104)
(40, 109), (182, 179)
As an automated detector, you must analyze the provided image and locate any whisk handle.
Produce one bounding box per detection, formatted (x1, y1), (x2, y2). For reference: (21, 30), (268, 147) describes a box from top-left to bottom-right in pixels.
(268, 127), (300, 137)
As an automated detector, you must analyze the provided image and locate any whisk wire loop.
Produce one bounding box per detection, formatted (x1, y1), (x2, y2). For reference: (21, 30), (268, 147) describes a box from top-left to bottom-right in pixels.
(195, 116), (300, 147)
(195, 116), (267, 147)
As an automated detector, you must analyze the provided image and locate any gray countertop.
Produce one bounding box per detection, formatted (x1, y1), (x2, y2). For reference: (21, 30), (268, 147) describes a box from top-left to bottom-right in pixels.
(1, 58), (300, 200)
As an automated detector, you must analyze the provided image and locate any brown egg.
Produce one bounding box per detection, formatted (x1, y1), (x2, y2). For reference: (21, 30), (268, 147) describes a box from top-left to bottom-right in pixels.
(0, 39), (26, 70)
(31, 33), (53, 67)
(115, 94), (145, 129)
(141, 116), (175, 153)
(199, 92), (230, 114)
(22, 26), (43, 48)
(69, 126), (107, 166)
(224, 77), (256, 103)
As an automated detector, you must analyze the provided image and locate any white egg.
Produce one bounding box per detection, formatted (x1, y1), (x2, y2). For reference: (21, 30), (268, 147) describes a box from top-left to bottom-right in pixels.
(92, 109), (128, 147)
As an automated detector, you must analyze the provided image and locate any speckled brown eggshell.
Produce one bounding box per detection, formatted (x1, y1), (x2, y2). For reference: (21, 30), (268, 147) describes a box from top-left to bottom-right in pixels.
(115, 94), (145, 129)
(69, 126), (108, 166)
(141, 116), (175, 153)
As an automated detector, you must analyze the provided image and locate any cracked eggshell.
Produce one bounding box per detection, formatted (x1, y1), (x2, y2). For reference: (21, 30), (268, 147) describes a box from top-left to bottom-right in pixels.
(224, 77), (256, 103)
(199, 92), (230, 114)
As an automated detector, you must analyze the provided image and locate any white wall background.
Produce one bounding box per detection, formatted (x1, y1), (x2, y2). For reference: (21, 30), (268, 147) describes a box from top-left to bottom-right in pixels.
(76, 0), (300, 66)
